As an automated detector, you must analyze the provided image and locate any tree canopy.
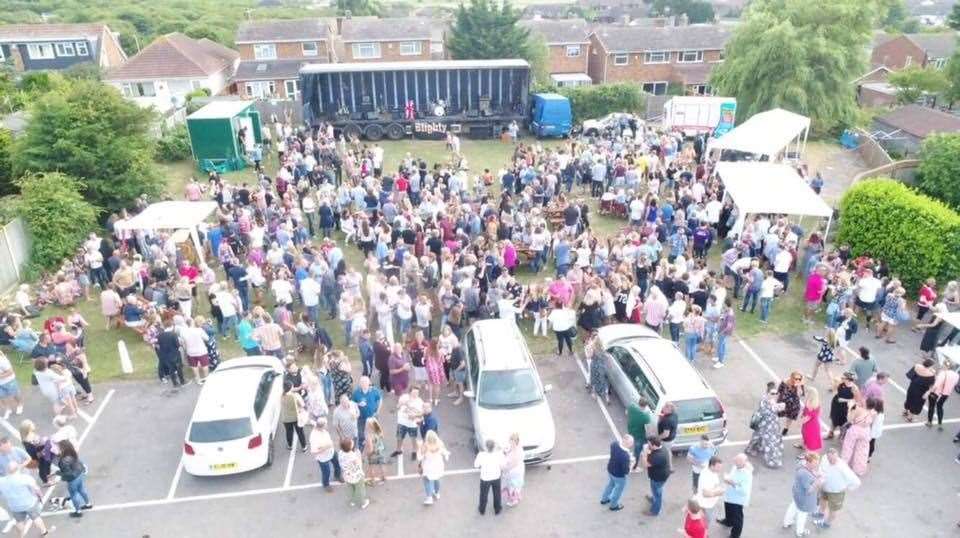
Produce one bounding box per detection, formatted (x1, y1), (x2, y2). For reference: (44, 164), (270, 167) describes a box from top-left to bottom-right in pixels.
(888, 66), (949, 104)
(917, 133), (960, 210)
(448, 0), (531, 60)
(16, 172), (99, 269)
(710, 0), (883, 132)
(650, 0), (716, 24)
(13, 80), (162, 212)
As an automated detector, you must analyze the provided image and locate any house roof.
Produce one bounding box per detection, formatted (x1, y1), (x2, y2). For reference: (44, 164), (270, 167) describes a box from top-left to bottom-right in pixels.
(234, 59), (314, 81)
(339, 17), (436, 42)
(519, 18), (591, 45)
(235, 19), (330, 43)
(105, 33), (238, 81)
(521, 4), (580, 19)
(590, 24), (730, 53)
(876, 104), (960, 138)
(0, 23), (109, 42)
(904, 33), (957, 59)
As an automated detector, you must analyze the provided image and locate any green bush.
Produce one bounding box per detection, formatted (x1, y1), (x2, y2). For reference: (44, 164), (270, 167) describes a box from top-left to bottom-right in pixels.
(155, 124), (192, 162)
(0, 128), (12, 196)
(16, 172), (100, 269)
(917, 132), (960, 209)
(837, 178), (960, 290)
(556, 83), (646, 124)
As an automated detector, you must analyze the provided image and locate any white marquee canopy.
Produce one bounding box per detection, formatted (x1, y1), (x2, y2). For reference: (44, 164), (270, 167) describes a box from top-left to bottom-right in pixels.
(114, 201), (218, 259)
(708, 108), (811, 159)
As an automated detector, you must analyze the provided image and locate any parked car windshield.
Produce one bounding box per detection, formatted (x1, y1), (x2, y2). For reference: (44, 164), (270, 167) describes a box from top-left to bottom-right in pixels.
(189, 418), (253, 443)
(675, 397), (724, 423)
(478, 369), (542, 409)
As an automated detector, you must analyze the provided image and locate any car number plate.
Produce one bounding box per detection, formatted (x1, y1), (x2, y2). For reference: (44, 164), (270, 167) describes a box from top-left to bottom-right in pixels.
(210, 463), (238, 471)
(684, 425), (708, 435)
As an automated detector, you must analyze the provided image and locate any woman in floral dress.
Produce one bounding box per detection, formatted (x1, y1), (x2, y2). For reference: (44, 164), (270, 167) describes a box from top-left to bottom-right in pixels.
(423, 339), (446, 407)
(584, 332), (610, 404)
(777, 372), (805, 436)
(745, 385), (784, 469)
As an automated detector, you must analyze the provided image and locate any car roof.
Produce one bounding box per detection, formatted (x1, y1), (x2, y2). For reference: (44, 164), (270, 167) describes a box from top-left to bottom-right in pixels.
(619, 338), (715, 402)
(191, 357), (282, 422)
(597, 324), (660, 348)
(471, 319), (533, 371)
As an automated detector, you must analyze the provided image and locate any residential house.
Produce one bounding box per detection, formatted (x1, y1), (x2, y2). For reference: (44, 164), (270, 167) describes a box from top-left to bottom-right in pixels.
(233, 19), (334, 100)
(853, 65), (897, 108)
(0, 23), (126, 72)
(337, 17), (445, 62)
(105, 33), (239, 114)
(520, 18), (592, 87)
(521, 4), (583, 20)
(587, 24), (730, 95)
(872, 104), (960, 155)
(870, 32), (957, 71)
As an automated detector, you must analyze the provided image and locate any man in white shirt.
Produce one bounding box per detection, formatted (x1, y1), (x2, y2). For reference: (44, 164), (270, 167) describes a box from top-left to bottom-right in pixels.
(213, 288), (240, 338)
(474, 439), (506, 515)
(704, 195), (723, 226)
(300, 276), (322, 323)
(854, 269), (883, 324)
(629, 196), (645, 226)
(271, 277), (294, 307)
(773, 247), (793, 292)
(696, 456), (726, 526)
(180, 322), (210, 384)
(667, 293), (687, 343)
(815, 448), (861, 530)
(392, 391), (423, 460)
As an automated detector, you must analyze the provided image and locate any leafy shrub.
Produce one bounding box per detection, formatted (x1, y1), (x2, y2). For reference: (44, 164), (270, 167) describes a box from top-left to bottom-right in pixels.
(555, 83), (646, 124)
(155, 124), (192, 162)
(838, 178), (960, 290)
(16, 172), (99, 269)
(917, 133), (960, 209)
(0, 128), (12, 196)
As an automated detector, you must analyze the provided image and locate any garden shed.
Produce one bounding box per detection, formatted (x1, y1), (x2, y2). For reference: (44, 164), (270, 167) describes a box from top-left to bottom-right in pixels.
(186, 100), (262, 172)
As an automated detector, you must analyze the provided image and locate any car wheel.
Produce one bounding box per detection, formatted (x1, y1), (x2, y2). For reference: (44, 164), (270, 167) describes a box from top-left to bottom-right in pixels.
(265, 435), (275, 467)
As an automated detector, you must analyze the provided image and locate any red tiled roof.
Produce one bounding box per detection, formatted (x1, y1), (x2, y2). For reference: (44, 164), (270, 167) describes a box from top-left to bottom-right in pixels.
(105, 33), (238, 80)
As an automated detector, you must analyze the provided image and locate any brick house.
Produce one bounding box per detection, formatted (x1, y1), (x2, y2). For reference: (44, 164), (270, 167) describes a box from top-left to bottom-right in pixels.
(587, 24), (729, 94)
(870, 32), (956, 70)
(337, 17), (445, 62)
(853, 65), (896, 108)
(872, 104), (960, 155)
(520, 18), (592, 87)
(0, 23), (126, 72)
(233, 19), (334, 100)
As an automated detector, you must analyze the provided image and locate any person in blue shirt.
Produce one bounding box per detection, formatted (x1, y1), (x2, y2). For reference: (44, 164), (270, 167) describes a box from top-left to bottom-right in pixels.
(501, 171), (515, 193)
(419, 402), (439, 439)
(686, 435), (718, 491)
(554, 237), (572, 277)
(351, 376), (381, 450)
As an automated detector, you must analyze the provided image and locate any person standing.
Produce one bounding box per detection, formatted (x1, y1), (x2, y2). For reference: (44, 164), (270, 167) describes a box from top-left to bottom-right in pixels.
(351, 376), (381, 450)
(694, 456), (725, 525)
(600, 434), (633, 512)
(814, 448), (861, 530)
(181, 318), (210, 384)
(627, 398), (652, 471)
(796, 387), (823, 452)
(474, 439), (506, 516)
(657, 403), (678, 471)
(681, 498), (708, 538)
(644, 436), (671, 517)
(547, 301), (576, 358)
(782, 452), (822, 537)
(718, 453), (753, 538)
(309, 418), (341, 492)
(280, 381), (307, 452)
(927, 360), (959, 429)
(417, 430), (450, 505)
(902, 358), (936, 422)
(713, 298), (736, 368)
(851, 347), (878, 391)
(339, 438), (369, 509)
(686, 435), (717, 491)
(501, 433), (526, 507)
(55, 440), (92, 518)
(745, 383), (784, 469)
(0, 462), (55, 537)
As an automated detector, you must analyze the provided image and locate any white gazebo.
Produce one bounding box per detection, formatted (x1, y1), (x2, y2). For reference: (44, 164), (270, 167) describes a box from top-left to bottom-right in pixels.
(708, 108), (812, 161)
(113, 201), (218, 259)
(715, 162), (833, 238)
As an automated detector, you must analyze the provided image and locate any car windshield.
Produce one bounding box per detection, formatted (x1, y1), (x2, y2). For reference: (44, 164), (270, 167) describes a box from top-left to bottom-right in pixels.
(675, 397), (724, 423)
(189, 418), (253, 443)
(477, 369), (542, 409)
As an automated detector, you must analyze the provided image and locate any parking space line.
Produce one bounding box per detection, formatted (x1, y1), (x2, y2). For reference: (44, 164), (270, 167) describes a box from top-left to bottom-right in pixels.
(841, 344), (908, 395)
(77, 409), (94, 423)
(166, 459), (184, 500)
(283, 447), (297, 488)
(574, 355), (622, 439)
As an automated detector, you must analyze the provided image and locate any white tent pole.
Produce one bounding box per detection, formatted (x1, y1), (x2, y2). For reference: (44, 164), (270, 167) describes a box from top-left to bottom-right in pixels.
(190, 226), (205, 264)
(801, 124), (809, 158)
(824, 214), (833, 247)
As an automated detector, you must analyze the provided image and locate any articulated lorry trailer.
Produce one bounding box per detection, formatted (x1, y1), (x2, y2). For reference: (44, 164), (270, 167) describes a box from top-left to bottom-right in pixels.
(300, 59), (537, 140)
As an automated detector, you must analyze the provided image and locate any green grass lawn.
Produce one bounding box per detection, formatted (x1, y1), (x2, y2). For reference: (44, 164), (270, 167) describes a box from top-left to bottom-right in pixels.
(33, 137), (819, 383)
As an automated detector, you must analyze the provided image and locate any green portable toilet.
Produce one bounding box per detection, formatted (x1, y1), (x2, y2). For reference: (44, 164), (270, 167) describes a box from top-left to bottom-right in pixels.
(186, 100), (262, 173)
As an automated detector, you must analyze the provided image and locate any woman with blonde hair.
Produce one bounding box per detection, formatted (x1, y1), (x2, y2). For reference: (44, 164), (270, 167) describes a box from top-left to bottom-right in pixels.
(417, 430), (450, 505)
(19, 420), (54, 486)
(501, 432), (526, 507)
(876, 285), (907, 343)
(363, 417), (387, 485)
(796, 387), (823, 453)
(809, 330), (840, 386)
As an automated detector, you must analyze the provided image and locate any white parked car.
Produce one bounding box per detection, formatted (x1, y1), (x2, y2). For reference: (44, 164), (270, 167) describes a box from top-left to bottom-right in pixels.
(462, 319), (555, 463)
(581, 112), (643, 137)
(182, 356), (284, 476)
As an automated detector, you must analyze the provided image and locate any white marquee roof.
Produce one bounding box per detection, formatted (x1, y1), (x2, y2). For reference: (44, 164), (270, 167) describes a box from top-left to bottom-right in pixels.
(709, 108), (811, 157)
(114, 201), (218, 232)
(715, 162), (832, 218)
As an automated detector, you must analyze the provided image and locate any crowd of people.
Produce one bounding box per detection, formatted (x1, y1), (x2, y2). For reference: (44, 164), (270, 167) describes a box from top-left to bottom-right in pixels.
(0, 111), (957, 535)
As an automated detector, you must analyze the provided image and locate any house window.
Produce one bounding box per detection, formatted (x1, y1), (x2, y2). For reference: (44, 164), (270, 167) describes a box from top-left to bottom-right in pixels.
(644, 51), (668, 64)
(54, 42), (75, 57)
(253, 43), (277, 60)
(245, 80), (276, 99)
(934, 57), (947, 70)
(613, 53), (628, 66)
(26, 43), (55, 60)
(285, 79), (300, 100)
(302, 42), (318, 57)
(399, 41), (422, 56)
(904, 55), (913, 67)
(352, 42), (381, 59)
(565, 44), (582, 57)
(190, 80), (203, 90)
(678, 50), (704, 63)
(642, 82), (668, 95)
(75, 41), (89, 56)
(121, 81), (156, 98)
(690, 84), (712, 96)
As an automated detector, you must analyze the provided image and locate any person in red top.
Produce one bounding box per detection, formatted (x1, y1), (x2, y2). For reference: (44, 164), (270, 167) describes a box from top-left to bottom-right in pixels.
(682, 497), (708, 537)
(803, 265), (828, 323)
(913, 277), (937, 331)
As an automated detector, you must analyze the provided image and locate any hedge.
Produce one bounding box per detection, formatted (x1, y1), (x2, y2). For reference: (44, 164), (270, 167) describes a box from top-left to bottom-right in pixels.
(837, 178), (960, 290)
(554, 83), (646, 124)
(155, 124), (192, 162)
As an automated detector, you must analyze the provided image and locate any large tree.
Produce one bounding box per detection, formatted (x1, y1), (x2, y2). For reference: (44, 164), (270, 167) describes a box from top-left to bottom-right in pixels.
(711, 0), (883, 132)
(448, 0), (531, 60)
(13, 80), (162, 211)
(945, 50), (960, 106)
(17, 172), (99, 269)
(949, 2), (960, 30)
(889, 66), (949, 104)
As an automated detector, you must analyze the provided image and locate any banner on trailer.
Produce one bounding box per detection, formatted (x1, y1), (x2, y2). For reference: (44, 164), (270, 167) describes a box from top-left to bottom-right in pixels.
(713, 102), (737, 138)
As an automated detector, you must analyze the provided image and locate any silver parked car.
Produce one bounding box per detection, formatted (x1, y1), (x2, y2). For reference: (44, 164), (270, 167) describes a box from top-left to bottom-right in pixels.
(463, 319), (555, 463)
(596, 324), (727, 451)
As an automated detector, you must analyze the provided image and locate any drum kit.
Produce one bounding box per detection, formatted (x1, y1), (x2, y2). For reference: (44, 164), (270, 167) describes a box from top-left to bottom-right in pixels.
(432, 99), (446, 117)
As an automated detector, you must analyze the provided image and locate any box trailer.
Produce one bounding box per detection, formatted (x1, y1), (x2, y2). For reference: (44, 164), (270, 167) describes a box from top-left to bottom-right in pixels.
(186, 100), (262, 172)
(662, 96), (737, 137)
(301, 59), (531, 140)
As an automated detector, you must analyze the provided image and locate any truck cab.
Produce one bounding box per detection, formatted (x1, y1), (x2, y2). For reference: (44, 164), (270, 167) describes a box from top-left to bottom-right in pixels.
(530, 93), (572, 138)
